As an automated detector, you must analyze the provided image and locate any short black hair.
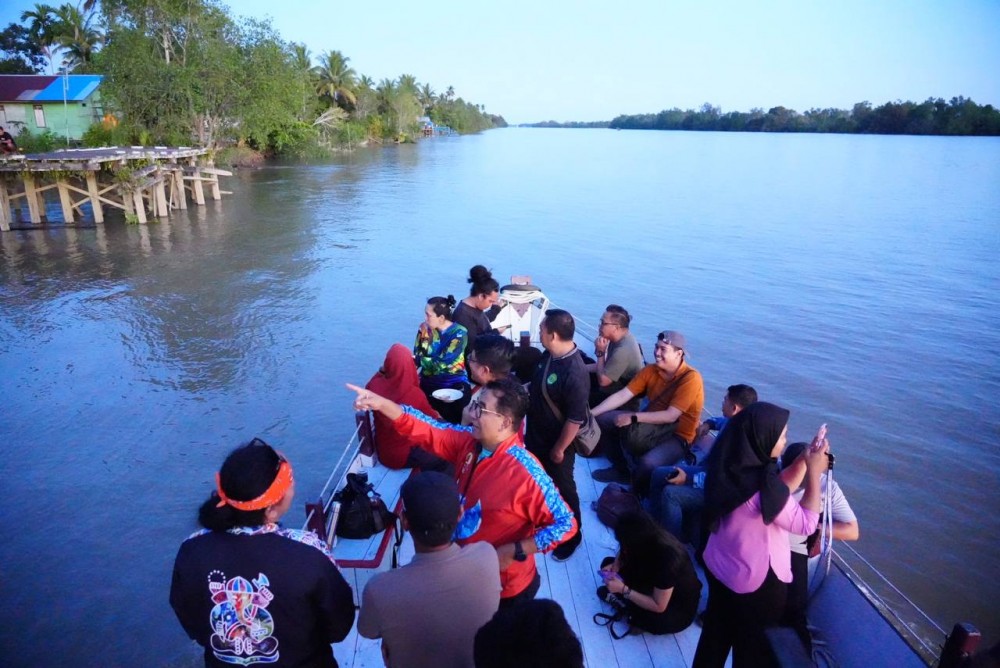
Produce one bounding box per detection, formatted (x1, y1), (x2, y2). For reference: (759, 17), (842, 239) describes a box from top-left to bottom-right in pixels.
(604, 304), (631, 328)
(474, 599), (583, 668)
(485, 377), (529, 430)
(542, 309), (575, 341)
(471, 334), (514, 377)
(726, 384), (758, 409)
(781, 441), (809, 470)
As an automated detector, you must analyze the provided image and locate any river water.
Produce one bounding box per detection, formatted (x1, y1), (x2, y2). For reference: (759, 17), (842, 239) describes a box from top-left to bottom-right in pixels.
(1, 129), (998, 665)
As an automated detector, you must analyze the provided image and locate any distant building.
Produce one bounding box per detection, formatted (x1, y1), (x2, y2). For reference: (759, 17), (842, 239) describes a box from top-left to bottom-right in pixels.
(0, 75), (105, 141)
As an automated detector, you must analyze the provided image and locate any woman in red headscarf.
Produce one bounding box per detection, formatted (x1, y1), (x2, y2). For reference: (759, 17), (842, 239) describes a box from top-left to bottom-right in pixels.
(365, 343), (443, 469)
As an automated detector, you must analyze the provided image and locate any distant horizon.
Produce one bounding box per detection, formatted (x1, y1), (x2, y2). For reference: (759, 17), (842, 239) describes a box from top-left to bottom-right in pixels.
(521, 93), (999, 126)
(4, 0), (999, 124)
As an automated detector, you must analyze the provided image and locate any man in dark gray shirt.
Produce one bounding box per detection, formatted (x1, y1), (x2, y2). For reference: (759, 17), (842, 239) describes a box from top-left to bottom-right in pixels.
(587, 304), (644, 408)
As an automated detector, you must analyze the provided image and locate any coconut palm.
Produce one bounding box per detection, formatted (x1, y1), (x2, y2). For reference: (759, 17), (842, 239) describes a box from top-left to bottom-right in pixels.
(397, 73), (418, 95)
(52, 3), (101, 69)
(418, 83), (436, 113)
(312, 50), (357, 109)
(20, 3), (56, 73)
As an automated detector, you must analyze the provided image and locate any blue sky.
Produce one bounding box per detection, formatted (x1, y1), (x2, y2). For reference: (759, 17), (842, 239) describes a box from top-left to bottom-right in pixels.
(5, 0), (1000, 123)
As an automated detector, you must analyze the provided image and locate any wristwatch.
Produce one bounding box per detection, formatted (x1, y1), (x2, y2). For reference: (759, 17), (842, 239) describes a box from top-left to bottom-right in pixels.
(513, 541), (527, 562)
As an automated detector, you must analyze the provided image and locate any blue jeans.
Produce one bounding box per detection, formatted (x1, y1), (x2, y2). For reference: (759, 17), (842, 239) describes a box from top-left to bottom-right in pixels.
(648, 466), (705, 545)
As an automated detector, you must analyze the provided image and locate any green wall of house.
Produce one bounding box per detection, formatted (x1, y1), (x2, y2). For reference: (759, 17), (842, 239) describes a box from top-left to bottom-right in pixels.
(1, 92), (103, 141)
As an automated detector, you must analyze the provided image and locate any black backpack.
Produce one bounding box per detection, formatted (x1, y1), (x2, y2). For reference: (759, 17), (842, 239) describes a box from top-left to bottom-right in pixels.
(333, 471), (396, 539)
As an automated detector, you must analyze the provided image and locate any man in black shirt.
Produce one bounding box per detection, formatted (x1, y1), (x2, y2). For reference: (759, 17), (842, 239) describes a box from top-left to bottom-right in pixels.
(0, 127), (17, 154)
(526, 309), (589, 560)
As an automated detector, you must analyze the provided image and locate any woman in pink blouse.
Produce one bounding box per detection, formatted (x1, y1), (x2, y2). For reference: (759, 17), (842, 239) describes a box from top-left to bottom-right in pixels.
(693, 402), (829, 668)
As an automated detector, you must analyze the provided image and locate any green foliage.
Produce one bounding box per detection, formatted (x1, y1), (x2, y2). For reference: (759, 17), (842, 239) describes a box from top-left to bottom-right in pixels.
(81, 121), (130, 147)
(50, 0), (504, 157)
(13, 129), (61, 152)
(0, 22), (46, 72)
(429, 97), (504, 134)
(608, 98), (1000, 136)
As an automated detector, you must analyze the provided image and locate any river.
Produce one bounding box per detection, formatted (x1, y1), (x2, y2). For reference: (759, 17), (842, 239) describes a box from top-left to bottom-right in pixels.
(1, 128), (998, 665)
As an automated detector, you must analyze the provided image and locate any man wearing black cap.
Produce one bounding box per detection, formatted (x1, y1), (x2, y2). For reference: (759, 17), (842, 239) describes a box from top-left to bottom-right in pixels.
(358, 471), (501, 668)
(591, 330), (704, 498)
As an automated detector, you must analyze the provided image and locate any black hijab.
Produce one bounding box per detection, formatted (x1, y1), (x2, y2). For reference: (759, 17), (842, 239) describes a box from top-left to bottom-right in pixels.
(704, 401), (791, 530)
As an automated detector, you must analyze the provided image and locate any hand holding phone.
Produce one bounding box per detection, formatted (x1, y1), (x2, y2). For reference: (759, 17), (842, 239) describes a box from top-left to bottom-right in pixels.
(599, 569), (620, 582)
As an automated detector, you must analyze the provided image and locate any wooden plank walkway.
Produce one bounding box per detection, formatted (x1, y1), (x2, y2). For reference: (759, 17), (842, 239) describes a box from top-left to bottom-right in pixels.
(333, 454), (716, 668)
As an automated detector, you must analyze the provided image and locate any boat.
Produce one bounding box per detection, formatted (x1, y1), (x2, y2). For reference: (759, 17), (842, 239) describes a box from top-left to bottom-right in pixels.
(302, 278), (983, 668)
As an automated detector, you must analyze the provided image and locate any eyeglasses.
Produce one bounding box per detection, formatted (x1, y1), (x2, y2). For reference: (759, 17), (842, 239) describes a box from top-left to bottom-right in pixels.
(599, 320), (618, 328)
(468, 399), (505, 420)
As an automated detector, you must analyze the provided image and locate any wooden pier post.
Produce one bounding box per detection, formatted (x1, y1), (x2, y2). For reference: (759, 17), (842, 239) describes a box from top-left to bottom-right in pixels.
(22, 174), (42, 224)
(85, 172), (104, 223)
(57, 179), (75, 223)
(0, 180), (10, 231)
(154, 173), (169, 218)
(191, 164), (206, 206)
(132, 189), (147, 224)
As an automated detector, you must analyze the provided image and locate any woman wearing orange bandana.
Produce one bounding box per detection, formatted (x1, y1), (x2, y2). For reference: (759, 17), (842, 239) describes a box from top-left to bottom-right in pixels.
(170, 439), (355, 667)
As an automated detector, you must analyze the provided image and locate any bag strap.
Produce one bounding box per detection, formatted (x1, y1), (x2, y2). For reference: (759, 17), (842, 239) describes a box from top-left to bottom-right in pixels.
(540, 350), (594, 426)
(592, 610), (631, 639)
(390, 512), (404, 569)
(646, 368), (693, 412)
(539, 353), (564, 422)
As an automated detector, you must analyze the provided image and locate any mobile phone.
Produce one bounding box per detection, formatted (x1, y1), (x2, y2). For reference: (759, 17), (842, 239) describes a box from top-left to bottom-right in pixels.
(811, 423), (828, 451)
(598, 569), (618, 581)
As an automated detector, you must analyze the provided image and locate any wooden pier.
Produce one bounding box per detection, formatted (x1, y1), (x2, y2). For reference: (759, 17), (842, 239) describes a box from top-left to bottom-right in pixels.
(0, 147), (232, 231)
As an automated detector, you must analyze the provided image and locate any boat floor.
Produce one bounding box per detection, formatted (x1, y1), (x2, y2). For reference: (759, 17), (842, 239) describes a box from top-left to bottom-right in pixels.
(333, 454), (712, 668)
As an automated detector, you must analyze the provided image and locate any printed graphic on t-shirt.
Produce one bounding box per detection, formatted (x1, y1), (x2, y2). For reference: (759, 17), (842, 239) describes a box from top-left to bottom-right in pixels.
(207, 570), (279, 665)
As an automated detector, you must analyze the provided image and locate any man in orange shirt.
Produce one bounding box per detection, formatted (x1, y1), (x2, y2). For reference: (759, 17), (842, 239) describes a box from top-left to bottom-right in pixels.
(591, 330), (704, 498)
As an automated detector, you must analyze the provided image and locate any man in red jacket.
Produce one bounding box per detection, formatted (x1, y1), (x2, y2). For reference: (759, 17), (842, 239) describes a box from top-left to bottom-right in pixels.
(348, 377), (577, 606)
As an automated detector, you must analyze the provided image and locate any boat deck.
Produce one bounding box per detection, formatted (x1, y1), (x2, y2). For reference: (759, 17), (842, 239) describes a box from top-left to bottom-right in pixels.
(332, 454), (710, 668)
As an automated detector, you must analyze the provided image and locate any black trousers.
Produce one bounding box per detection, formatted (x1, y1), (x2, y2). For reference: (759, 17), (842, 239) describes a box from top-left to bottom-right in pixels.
(693, 567), (786, 668)
(527, 441), (582, 546)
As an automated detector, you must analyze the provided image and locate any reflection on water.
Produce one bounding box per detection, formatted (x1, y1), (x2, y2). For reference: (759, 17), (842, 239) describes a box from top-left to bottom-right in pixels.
(1, 133), (998, 665)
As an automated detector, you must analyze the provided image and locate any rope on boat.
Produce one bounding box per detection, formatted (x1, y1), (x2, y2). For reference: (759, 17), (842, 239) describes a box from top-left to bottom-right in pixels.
(301, 422), (362, 532)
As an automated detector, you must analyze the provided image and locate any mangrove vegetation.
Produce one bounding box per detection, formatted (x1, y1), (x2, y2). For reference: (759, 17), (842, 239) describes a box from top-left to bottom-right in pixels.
(1, 0), (506, 159)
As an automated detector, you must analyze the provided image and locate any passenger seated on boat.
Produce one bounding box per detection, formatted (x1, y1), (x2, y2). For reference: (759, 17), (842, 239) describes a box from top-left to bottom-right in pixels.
(347, 377), (578, 608)
(585, 304), (644, 412)
(414, 295), (470, 423)
(647, 384), (758, 548)
(169, 438), (355, 668)
(693, 403), (827, 668)
(462, 333), (515, 425)
(452, 265), (502, 356)
(591, 330), (705, 498)
(358, 471), (501, 668)
(365, 343), (448, 471)
(597, 509), (702, 634)
(473, 599), (583, 668)
(778, 441), (859, 650)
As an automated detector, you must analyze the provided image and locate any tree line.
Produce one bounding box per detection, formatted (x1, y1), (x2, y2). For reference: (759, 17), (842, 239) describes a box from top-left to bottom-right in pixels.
(0, 1), (506, 157)
(606, 99), (1000, 136)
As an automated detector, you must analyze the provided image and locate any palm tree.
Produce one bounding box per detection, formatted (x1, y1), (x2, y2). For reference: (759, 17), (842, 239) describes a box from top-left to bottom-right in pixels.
(353, 75), (376, 119)
(418, 83), (436, 113)
(444, 85), (455, 102)
(20, 3), (56, 73)
(312, 50), (357, 109)
(397, 73), (418, 95)
(52, 3), (101, 69)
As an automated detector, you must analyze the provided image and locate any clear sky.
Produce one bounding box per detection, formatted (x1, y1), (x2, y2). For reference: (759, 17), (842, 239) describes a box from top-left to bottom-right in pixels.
(5, 0), (999, 123)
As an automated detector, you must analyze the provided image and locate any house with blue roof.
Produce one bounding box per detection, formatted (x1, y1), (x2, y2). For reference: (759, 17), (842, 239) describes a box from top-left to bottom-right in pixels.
(0, 75), (105, 142)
